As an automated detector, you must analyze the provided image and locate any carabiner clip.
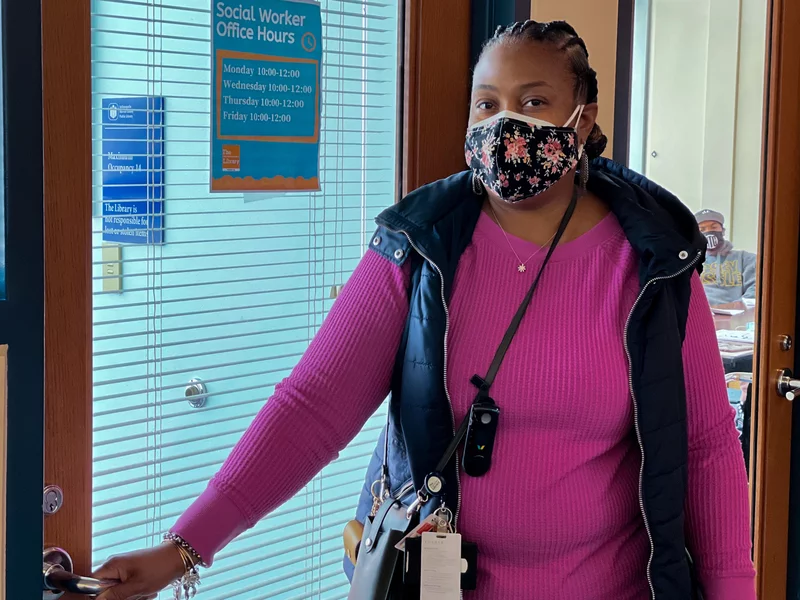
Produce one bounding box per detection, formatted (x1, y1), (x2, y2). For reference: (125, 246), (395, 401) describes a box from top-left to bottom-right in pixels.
(406, 489), (430, 518)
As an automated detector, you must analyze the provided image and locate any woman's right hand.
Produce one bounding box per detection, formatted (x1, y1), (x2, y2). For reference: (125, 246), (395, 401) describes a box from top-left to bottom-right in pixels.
(93, 544), (187, 600)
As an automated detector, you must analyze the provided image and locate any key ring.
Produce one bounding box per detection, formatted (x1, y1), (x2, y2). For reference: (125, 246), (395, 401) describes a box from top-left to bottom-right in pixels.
(433, 505), (454, 533)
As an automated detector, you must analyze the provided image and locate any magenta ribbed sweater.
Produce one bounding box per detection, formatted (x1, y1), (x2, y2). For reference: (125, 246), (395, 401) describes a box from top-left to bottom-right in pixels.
(173, 212), (755, 599)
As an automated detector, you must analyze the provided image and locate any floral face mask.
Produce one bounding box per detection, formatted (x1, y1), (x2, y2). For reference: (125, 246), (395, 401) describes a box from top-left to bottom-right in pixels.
(465, 106), (585, 203)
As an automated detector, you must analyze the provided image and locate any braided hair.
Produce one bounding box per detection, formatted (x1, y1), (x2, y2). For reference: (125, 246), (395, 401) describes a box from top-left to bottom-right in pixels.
(480, 20), (608, 160)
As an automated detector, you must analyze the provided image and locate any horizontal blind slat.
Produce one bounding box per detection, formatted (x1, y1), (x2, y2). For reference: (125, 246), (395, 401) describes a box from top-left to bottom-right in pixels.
(93, 452), (380, 524)
(91, 267), (360, 289)
(93, 325), (315, 358)
(95, 435), (380, 482)
(205, 558), (345, 600)
(92, 500), (361, 555)
(94, 484), (366, 536)
(94, 422), (383, 466)
(204, 557), (343, 598)
(206, 529), (343, 579)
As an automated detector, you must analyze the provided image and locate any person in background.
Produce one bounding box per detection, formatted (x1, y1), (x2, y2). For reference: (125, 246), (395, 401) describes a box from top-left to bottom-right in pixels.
(695, 209), (757, 305)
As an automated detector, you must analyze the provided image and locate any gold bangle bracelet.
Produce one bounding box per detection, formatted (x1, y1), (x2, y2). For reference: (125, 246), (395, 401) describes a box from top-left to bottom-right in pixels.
(163, 540), (197, 570)
(162, 539), (202, 600)
(163, 532), (205, 567)
(161, 541), (188, 572)
(177, 545), (197, 569)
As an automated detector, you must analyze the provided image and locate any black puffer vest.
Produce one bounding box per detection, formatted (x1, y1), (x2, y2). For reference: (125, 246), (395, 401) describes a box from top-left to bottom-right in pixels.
(347, 158), (707, 599)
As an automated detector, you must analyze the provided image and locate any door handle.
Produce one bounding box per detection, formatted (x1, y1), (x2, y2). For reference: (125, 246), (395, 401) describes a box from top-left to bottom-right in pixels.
(43, 547), (116, 598)
(777, 368), (800, 400)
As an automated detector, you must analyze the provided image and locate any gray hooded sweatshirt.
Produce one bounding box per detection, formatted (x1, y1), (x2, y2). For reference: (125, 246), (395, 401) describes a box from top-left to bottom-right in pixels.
(700, 240), (757, 305)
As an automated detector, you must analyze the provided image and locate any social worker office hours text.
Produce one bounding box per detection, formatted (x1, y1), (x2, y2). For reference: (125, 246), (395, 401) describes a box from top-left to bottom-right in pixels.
(216, 2), (309, 42)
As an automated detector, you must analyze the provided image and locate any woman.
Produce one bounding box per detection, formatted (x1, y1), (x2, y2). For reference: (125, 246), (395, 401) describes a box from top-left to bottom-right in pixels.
(96, 20), (755, 600)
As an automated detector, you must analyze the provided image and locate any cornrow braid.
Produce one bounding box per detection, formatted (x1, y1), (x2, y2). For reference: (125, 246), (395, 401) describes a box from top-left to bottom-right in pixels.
(482, 20), (608, 159)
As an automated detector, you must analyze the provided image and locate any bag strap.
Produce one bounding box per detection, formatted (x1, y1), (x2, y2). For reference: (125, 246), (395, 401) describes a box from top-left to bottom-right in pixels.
(435, 189), (579, 476)
(472, 188), (579, 398)
(382, 188), (580, 491)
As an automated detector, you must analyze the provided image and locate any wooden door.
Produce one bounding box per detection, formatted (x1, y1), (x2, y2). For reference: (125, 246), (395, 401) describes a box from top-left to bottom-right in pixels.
(40, 0), (93, 589)
(626, 0), (800, 595)
(751, 0), (800, 596)
(627, 0), (800, 595)
(12, 0), (800, 599)
(25, 0), (471, 599)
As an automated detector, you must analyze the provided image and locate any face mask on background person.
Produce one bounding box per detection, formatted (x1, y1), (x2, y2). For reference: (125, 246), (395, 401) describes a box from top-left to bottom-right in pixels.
(465, 105), (584, 203)
(705, 231), (724, 251)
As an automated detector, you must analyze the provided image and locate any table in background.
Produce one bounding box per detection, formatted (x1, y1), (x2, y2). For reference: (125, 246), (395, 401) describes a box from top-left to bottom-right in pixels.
(712, 302), (755, 373)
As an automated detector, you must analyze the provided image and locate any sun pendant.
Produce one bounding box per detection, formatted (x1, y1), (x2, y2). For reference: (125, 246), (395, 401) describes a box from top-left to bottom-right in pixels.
(517, 264), (527, 273)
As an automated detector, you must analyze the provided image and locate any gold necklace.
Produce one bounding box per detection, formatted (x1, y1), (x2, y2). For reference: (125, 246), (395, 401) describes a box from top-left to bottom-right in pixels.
(488, 203), (558, 273)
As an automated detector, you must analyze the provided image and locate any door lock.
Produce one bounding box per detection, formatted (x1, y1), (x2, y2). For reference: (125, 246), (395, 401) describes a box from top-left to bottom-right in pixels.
(777, 368), (800, 400)
(42, 485), (63, 516)
(780, 334), (794, 352)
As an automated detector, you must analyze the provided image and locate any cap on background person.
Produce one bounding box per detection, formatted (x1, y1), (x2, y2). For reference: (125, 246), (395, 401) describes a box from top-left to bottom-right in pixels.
(695, 209), (732, 254)
(694, 209), (725, 227)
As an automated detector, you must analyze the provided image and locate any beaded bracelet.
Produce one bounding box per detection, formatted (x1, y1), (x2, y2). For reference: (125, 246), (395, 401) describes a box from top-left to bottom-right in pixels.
(163, 533), (204, 600)
(164, 532), (205, 567)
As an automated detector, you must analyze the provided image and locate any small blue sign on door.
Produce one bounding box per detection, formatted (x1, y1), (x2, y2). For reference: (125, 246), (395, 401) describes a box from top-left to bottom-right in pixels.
(101, 97), (165, 244)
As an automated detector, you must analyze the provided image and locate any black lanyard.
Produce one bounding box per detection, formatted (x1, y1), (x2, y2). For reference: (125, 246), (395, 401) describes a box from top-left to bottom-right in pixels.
(423, 189), (579, 496)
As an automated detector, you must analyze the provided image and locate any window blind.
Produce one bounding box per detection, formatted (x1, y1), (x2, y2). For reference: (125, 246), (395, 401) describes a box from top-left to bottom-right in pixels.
(90, 1), (399, 598)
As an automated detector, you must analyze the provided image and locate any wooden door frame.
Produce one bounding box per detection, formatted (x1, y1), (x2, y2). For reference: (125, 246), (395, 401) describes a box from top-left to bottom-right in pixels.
(41, 0), (473, 588)
(402, 0), (471, 194)
(752, 0), (800, 595)
(41, 0), (93, 586)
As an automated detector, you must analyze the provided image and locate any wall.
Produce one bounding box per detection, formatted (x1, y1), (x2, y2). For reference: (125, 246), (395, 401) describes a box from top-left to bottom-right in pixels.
(731, 0), (769, 252)
(530, 0), (619, 157)
(637, 0), (767, 252)
(533, 0), (768, 253)
(643, 0), (711, 211)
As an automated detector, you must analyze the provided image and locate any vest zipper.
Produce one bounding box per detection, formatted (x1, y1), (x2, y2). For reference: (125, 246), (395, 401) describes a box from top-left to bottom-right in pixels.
(394, 229), (462, 527)
(623, 250), (702, 600)
(393, 480), (415, 500)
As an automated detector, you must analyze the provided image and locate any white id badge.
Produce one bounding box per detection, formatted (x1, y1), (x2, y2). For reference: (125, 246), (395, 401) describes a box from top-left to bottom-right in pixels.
(420, 532), (462, 600)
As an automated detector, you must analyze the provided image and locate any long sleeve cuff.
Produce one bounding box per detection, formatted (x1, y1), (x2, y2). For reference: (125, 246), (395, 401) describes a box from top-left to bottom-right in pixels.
(171, 482), (250, 567)
(700, 574), (756, 600)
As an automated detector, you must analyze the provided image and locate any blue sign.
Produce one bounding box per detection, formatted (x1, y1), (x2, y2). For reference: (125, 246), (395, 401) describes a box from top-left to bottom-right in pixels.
(101, 97), (165, 244)
(211, 0), (322, 192)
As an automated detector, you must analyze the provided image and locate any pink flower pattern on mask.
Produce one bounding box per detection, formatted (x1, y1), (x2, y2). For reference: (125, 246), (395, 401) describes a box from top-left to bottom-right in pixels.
(465, 115), (581, 203)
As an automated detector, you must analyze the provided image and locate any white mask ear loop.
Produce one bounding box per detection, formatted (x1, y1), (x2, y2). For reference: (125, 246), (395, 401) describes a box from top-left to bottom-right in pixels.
(564, 105), (586, 158)
(563, 104), (585, 129)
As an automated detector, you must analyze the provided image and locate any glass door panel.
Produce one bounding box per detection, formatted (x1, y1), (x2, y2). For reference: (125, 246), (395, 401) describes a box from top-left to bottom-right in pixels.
(90, 1), (400, 597)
